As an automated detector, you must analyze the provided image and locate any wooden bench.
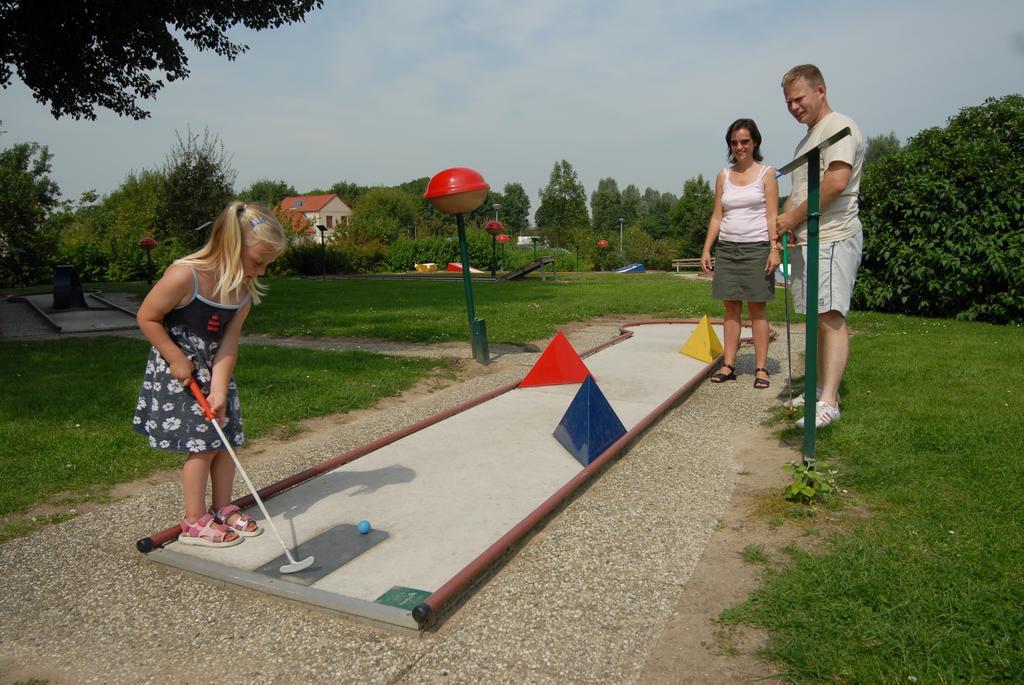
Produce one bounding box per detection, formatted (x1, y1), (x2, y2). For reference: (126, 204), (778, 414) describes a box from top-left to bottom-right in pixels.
(672, 258), (711, 271)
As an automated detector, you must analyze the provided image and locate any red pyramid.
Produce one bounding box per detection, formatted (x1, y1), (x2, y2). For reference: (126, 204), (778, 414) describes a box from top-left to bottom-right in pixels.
(519, 331), (592, 388)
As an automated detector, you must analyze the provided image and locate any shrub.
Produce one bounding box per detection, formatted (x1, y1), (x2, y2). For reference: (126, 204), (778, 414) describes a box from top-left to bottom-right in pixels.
(278, 241), (352, 276)
(344, 238), (389, 273)
(386, 236), (459, 272)
(855, 95), (1024, 324)
(385, 231), (519, 273)
(56, 224), (111, 282)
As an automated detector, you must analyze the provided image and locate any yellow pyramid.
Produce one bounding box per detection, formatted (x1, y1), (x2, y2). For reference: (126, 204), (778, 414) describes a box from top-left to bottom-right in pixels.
(679, 315), (724, 362)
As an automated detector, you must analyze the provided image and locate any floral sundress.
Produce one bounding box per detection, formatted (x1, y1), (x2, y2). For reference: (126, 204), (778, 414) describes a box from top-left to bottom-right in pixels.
(132, 269), (249, 453)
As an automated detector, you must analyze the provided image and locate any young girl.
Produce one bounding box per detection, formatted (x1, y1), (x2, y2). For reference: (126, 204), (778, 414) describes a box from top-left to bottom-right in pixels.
(133, 201), (287, 547)
(700, 118), (780, 388)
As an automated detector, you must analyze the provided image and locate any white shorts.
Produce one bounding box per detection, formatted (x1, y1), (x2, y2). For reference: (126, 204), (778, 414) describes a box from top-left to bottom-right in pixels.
(791, 229), (863, 317)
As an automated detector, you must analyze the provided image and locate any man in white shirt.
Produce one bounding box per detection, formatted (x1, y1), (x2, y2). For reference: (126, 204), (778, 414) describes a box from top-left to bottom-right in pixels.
(776, 64), (865, 429)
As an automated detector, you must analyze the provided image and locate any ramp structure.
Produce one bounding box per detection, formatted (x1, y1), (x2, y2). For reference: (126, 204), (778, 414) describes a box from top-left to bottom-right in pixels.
(139, 320), (745, 632)
(501, 256), (556, 281)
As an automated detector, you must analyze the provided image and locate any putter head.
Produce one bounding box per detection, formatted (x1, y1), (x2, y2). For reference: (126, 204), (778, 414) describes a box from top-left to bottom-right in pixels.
(279, 556), (315, 574)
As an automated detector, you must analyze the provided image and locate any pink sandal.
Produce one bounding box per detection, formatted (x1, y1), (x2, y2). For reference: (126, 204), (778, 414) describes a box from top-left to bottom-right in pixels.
(179, 513), (242, 547)
(211, 504), (262, 537)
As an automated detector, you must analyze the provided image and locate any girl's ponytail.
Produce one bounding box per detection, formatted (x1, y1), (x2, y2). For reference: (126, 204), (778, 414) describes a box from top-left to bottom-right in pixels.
(175, 201), (286, 304)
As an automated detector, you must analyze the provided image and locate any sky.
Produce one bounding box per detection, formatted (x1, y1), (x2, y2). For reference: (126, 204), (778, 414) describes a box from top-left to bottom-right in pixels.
(2, 0), (1023, 222)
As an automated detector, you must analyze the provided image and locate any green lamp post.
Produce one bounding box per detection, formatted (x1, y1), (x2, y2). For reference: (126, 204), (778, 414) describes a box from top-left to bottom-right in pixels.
(425, 167), (491, 364)
(496, 233), (509, 271)
(597, 238), (609, 271)
(485, 219), (505, 278)
(139, 237), (157, 287)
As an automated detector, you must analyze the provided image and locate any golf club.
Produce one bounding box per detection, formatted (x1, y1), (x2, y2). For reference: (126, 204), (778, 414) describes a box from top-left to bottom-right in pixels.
(187, 379), (314, 574)
(782, 234), (794, 407)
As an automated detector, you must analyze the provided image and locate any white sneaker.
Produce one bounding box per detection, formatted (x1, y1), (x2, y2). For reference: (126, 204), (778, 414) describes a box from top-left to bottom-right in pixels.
(795, 401), (840, 429)
(787, 387), (822, 409)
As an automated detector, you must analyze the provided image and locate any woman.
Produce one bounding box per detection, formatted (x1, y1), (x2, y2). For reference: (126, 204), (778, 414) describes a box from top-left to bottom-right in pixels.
(700, 118), (780, 388)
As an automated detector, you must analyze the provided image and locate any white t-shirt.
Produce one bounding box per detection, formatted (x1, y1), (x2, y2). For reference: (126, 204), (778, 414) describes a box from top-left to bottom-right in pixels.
(789, 111), (864, 244)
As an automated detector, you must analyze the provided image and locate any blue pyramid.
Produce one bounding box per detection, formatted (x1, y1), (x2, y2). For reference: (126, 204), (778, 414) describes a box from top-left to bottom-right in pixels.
(553, 376), (627, 467)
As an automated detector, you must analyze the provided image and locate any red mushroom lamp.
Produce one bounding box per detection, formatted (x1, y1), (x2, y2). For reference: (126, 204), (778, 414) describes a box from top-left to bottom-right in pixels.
(424, 167), (491, 363)
(424, 167), (490, 215)
(485, 220), (505, 278)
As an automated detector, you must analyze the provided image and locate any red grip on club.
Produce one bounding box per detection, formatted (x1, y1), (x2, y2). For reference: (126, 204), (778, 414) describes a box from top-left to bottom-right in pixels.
(186, 378), (216, 421)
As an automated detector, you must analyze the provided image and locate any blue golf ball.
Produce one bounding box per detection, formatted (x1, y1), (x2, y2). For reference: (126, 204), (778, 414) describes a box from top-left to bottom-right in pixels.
(357, 520), (372, 535)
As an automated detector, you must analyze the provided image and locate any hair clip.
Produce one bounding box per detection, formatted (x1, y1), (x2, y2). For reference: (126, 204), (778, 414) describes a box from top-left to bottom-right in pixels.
(251, 215), (266, 227)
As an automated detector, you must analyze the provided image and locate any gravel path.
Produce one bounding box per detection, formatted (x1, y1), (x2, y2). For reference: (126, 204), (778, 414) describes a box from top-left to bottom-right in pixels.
(0, 321), (801, 684)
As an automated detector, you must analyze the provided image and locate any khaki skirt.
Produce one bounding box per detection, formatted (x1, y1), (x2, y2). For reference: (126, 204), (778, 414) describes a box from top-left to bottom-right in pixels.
(711, 240), (775, 302)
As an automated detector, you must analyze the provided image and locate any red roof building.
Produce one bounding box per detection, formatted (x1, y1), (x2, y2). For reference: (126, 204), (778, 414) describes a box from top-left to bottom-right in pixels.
(276, 193), (353, 238)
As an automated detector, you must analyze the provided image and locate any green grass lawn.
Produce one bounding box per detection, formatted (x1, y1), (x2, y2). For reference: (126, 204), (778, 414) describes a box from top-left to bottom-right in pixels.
(246, 273), (803, 343)
(723, 314), (1024, 682)
(3, 275), (1020, 681)
(0, 337), (450, 523)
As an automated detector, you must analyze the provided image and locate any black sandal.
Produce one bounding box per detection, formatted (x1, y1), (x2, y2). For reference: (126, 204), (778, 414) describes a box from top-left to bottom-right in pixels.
(710, 363), (736, 383)
(753, 367), (770, 389)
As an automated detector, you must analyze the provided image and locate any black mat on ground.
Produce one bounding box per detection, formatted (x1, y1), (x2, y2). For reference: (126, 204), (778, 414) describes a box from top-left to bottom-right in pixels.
(252, 524), (389, 586)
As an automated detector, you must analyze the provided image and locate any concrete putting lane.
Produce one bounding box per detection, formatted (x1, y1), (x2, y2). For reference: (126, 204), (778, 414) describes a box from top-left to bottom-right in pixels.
(146, 321), (729, 632)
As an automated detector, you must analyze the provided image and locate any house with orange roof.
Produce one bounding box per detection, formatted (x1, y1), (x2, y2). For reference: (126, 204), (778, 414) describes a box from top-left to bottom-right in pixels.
(277, 193), (353, 240)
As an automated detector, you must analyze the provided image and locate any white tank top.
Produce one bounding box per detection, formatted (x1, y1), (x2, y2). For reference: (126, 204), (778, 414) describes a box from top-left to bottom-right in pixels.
(719, 165), (769, 243)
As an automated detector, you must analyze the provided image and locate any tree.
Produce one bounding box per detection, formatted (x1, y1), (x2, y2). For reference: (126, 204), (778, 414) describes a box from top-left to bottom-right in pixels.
(622, 224), (654, 264)
(500, 182), (531, 234)
(864, 131), (902, 168)
(159, 128), (236, 250)
(349, 188), (419, 244)
(590, 177), (622, 234)
(856, 95), (1024, 324)
(239, 179), (296, 207)
(467, 190), (505, 226)
(59, 169), (167, 282)
(0, 1), (324, 120)
(536, 160), (589, 247)
(621, 184), (642, 225)
(0, 142), (61, 287)
(668, 175), (714, 257)
(641, 187), (661, 216)
(391, 176), (448, 226)
(329, 181), (368, 209)
(640, 187), (678, 239)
